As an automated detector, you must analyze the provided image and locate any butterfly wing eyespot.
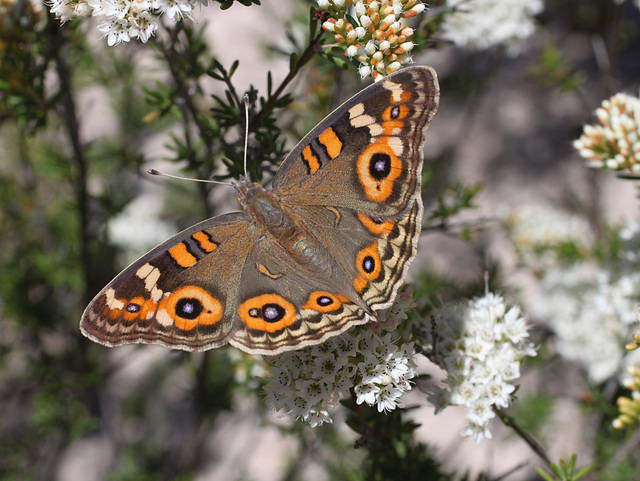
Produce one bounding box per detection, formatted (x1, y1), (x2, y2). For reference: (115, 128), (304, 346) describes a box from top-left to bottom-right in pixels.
(238, 294), (297, 333)
(303, 292), (350, 313)
(158, 286), (224, 331)
(81, 213), (249, 351)
(356, 142), (402, 202)
(354, 242), (382, 293)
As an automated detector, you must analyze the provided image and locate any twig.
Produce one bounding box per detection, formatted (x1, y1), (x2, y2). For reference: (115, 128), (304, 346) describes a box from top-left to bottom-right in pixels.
(51, 22), (92, 304)
(494, 406), (551, 465)
(156, 22), (218, 216)
(254, 23), (326, 124)
(422, 215), (501, 233)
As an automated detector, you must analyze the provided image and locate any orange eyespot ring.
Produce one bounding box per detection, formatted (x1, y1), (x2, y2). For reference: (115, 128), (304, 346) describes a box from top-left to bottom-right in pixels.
(354, 242), (382, 292)
(238, 294), (297, 333)
(357, 142), (402, 202)
(357, 212), (395, 235)
(158, 286), (224, 331)
(303, 291), (347, 313)
(383, 104), (410, 121)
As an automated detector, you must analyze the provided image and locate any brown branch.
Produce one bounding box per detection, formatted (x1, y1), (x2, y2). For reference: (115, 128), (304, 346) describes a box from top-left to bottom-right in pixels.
(50, 22), (92, 304)
(254, 23), (326, 124)
(494, 406), (551, 465)
(156, 23), (218, 217)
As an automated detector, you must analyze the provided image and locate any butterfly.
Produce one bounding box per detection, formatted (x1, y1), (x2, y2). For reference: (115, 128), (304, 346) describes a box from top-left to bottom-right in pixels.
(81, 66), (440, 355)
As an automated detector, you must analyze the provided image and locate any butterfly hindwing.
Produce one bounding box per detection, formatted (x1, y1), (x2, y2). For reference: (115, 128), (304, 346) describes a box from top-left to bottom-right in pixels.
(81, 213), (254, 351)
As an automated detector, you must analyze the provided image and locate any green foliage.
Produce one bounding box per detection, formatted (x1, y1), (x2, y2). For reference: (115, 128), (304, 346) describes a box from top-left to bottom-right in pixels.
(528, 42), (586, 92)
(343, 401), (451, 481)
(535, 455), (593, 481)
(215, 0), (261, 9)
(427, 181), (482, 227)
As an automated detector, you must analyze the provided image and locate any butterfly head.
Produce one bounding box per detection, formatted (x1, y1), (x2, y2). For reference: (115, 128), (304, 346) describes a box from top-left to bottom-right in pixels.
(234, 179), (285, 228)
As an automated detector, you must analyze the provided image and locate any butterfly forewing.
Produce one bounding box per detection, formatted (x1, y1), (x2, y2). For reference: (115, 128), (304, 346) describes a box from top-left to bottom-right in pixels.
(273, 66), (439, 218)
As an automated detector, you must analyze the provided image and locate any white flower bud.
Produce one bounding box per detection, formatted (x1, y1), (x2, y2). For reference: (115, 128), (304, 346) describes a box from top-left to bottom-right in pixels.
(381, 13), (396, 25)
(358, 64), (372, 78)
(364, 40), (377, 56)
(399, 41), (414, 52)
(400, 26), (413, 37)
(409, 2), (425, 14)
(359, 14), (372, 28)
(386, 61), (401, 73)
(322, 21), (335, 32)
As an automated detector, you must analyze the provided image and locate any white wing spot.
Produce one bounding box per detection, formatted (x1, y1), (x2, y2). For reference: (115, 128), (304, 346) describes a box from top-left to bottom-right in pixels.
(150, 286), (164, 303)
(348, 102), (365, 118)
(136, 263), (154, 279)
(156, 309), (174, 327)
(105, 288), (124, 309)
(387, 136), (404, 156)
(382, 79), (403, 103)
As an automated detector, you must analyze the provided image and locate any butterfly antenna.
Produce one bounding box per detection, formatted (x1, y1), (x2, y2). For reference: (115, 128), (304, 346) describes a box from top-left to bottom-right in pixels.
(148, 169), (230, 185)
(243, 93), (250, 179)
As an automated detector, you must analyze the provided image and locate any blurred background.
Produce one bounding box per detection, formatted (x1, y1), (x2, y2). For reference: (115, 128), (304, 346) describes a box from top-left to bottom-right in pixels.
(2, 1), (640, 480)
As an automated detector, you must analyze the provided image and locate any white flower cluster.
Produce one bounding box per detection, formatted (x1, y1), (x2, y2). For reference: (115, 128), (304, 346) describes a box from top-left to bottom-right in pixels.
(48, 0), (203, 46)
(505, 204), (593, 271)
(533, 262), (640, 384)
(425, 293), (536, 442)
(442, 0), (543, 56)
(264, 328), (416, 427)
(574, 93), (640, 172)
(318, 0), (425, 79)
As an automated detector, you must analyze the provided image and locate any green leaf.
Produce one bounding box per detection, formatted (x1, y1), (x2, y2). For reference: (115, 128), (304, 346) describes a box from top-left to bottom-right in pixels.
(289, 52), (299, 72)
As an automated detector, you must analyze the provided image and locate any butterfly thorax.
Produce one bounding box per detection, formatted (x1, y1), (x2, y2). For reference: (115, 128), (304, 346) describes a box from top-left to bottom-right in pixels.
(236, 181), (284, 228)
(236, 180), (327, 272)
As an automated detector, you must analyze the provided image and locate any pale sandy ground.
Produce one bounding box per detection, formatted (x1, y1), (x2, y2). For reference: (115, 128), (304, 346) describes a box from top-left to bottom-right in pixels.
(57, 2), (640, 480)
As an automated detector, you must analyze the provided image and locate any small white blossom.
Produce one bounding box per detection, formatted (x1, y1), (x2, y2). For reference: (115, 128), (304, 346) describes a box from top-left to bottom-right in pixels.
(130, 11), (158, 42)
(264, 320), (416, 426)
(49, 0), (199, 45)
(358, 64), (373, 79)
(533, 260), (640, 384)
(98, 17), (131, 46)
(442, 0), (543, 56)
(505, 203), (593, 271)
(424, 292), (536, 442)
